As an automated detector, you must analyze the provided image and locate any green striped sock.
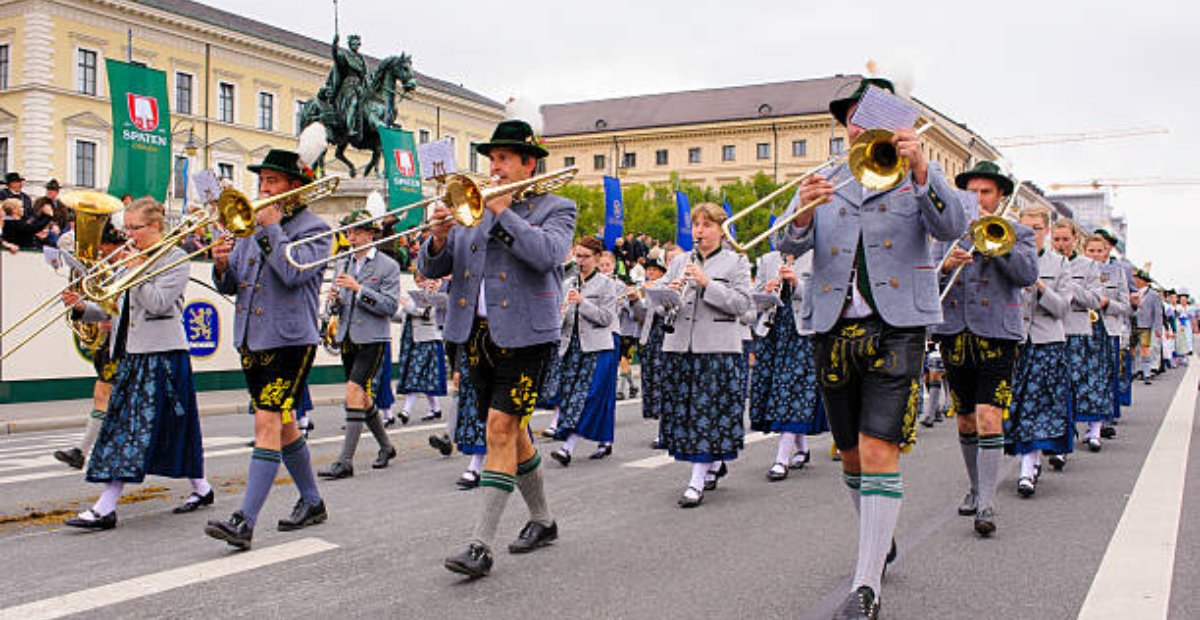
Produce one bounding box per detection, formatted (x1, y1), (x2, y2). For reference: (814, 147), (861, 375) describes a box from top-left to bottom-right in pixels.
(517, 452), (542, 476)
(977, 434), (1005, 450)
(480, 470), (516, 493)
(251, 447), (282, 463)
(843, 471), (862, 514)
(860, 472), (904, 499)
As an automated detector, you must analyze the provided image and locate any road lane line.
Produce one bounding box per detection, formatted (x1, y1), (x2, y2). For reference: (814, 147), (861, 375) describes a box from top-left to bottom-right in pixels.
(622, 432), (771, 469)
(1078, 362), (1199, 619)
(0, 537), (339, 620)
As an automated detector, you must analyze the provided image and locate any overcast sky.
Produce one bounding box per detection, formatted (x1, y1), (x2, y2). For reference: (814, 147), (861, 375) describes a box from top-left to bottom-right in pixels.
(204, 0), (1198, 288)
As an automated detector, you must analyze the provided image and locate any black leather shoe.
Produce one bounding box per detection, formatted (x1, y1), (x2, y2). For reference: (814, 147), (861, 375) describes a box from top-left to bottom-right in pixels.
(508, 520), (558, 554)
(714, 462), (728, 479)
(540, 427), (557, 439)
(833, 586), (880, 620)
(445, 543), (493, 578)
(550, 448), (571, 467)
(65, 509), (116, 530)
(278, 498), (327, 531)
(456, 470), (480, 490)
(1100, 425), (1117, 439)
(678, 486), (704, 508)
(383, 415), (396, 428)
(205, 511), (252, 550)
(974, 507), (997, 537)
(766, 463), (788, 482)
(372, 445), (397, 469)
(398, 410), (411, 425)
(1048, 454), (1067, 471)
(318, 460), (354, 479)
(429, 433), (453, 456)
(886, 538), (897, 565)
(920, 417), (935, 428)
(958, 491), (978, 516)
(1017, 476), (1036, 498)
(173, 489), (215, 514)
(53, 447), (85, 470)
(789, 450), (810, 470)
(421, 410), (443, 422)
(588, 444), (612, 460)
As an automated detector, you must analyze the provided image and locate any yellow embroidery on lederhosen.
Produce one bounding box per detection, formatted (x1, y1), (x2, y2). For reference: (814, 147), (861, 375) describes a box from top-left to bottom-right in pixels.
(994, 379), (1013, 421)
(900, 379), (920, 453)
(511, 373), (539, 429)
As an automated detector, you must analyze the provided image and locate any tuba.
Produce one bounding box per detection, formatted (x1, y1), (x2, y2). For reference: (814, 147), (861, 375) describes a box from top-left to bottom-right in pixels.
(66, 192), (124, 351)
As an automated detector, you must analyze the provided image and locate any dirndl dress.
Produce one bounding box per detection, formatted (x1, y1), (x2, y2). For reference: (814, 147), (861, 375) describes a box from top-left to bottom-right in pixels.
(394, 321), (447, 396)
(86, 350), (204, 483)
(453, 345), (486, 455)
(1067, 324), (1114, 422)
(1005, 340), (1074, 456)
(537, 350), (562, 410)
(639, 314), (667, 420)
(660, 352), (746, 463)
(749, 303), (826, 435)
(374, 341), (395, 410)
(554, 329), (616, 443)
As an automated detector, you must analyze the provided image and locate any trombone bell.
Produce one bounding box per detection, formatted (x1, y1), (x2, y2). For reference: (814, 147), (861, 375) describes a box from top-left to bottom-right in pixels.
(848, 129), (908, 191)
(970, 215), (1016, 257)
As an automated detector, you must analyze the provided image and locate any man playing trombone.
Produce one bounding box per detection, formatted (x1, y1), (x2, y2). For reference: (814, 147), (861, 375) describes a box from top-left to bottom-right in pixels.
(932, 161), (1037, 537)
(773, 77), (969, 620)
(420, 119), (577, 578)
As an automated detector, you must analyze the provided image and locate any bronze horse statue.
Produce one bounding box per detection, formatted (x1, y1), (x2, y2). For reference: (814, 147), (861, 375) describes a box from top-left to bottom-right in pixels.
(299, 54), (417, 178)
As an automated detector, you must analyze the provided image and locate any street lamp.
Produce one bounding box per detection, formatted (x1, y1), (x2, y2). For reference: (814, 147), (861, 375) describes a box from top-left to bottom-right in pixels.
(185, 130), (199, 157)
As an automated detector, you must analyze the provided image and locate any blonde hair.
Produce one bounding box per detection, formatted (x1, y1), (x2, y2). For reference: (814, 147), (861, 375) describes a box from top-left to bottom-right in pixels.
(1052, 217), (1084, 255)
(1085, 233), (1110, 249)
(2, 197), (22, 217)
(1018, 205), (1051, 227)
(128, 197), (166, 231)
(691, 202), (727, 225)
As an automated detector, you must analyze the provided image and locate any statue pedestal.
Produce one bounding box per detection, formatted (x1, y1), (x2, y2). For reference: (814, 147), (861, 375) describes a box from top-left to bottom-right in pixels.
(310, 175), (383, 222)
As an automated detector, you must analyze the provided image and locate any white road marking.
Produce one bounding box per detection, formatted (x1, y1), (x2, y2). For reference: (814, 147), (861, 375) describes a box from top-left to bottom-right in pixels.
(622, 432), (771, 469)
(1077, 362), (1199, 620)
(0, 537), (339, 620)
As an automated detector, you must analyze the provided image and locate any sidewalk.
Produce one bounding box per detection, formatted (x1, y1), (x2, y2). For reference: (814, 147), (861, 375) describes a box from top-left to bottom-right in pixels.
(0, 383), (347, 435)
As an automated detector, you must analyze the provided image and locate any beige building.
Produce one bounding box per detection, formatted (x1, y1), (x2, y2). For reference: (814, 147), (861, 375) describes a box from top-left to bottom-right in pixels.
(0, 0), (503, 204)
(541, 76), (1002, 190)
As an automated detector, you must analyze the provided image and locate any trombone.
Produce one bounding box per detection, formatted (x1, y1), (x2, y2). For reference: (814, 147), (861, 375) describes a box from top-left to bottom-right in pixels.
(284, 166), (579, 271)
(936, 180), (1023, 302)
(722, 122), (934, 252)
(81, 176), (339, 303)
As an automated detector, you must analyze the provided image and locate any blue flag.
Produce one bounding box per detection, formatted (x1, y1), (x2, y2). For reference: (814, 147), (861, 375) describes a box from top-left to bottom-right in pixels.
(767, 208), (777, 251)
(602, 175), (624, 251)
(722, 199), (736, 240)
(675, 190), (693, 251)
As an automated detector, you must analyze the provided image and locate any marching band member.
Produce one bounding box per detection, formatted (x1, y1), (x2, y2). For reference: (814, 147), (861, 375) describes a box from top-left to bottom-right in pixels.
(638, 257), (669, 445)
(1050, 220), (1105, 455)
(62, 198), (213, 529)
(660, 202), (752, 508)
(616, 276), (643, 400)
(537, 245), (577, 438)
(551, 237), (618, 465)
(1094, 229), (1134, 425)
(422, 119), (575, 578)
(206, 150), (331, 550)
(53, 221), (126, 470)
(749, 250), (826, 482)
(1083, 233), (1130, 443)
(933, 161), (1037, 536)
(393, 272), (448, 424)
(774, 77), (969, 620)
(1006, 206), (1072, 497)
(318, 210), (401, 480)
(1131, 268), (1162, 385)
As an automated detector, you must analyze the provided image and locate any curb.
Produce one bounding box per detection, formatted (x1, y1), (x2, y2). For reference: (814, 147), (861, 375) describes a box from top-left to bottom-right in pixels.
(0, 396), (344, 436)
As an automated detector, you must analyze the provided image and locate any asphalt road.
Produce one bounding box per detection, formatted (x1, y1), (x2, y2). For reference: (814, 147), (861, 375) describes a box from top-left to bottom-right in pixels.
(0, 365), (1197, 620)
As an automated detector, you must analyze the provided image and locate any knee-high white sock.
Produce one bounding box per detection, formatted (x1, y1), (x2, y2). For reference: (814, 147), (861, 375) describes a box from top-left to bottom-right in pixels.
(468, 454), (484, 474)
(93, 481), (125, 515)
(563, 433), (581, 454)
(1087, 421), (1102, 440)
(426, 394), (441, 412)
(550, 409), (560, 428)
(689, 463), (708, 491)
(190, 478), (212, 496)
(1020, 453), (1039, 478)
(403, 393), (417, 413)
(843, 471), (862, 514)
(852, 473), (903, 594)
(708, 460), (724, 473)
(774, 433), (797, 465)
(795, 434), (809, 454)
(80, 409), (106, 455)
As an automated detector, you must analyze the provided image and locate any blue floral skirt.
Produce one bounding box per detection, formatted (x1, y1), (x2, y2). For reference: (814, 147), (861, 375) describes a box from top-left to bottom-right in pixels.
(1006, 341), (1074, 456)
(1117, 343), (1133, 410)
(87, 350), (204, 483)
(374, 341), (395, 409)
(640, 316), (667, 420)
(453, 345), (486, 455)
(537, 348), (562, 409)
(554, 331), (610, 441)
(394, 321), (447, 395)
(563, 334), (618, 443)
(749, 314), (826, 435)
(660, 352), (746, 463)
(1067, 328), (1114, 422)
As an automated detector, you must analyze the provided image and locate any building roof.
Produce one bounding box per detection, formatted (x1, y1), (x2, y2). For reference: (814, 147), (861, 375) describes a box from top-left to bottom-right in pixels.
(129, 0), (503, 109)
(541, 75), (863, 136)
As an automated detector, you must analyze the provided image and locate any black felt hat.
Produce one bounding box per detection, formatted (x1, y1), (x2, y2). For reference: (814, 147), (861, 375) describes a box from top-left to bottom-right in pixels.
(247, 149), (314, 183)
(5, 172), (24, 184)
(829, 77), (895, 126)
(1094, 228), (1121, 247)
(340, 208), (382, 231)
(955, 161), (1015, 196)
(475, 120), (549, 159)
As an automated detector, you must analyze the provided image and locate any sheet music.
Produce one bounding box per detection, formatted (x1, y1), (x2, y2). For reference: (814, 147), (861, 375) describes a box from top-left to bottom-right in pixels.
(643, 286), (682, 310)
(850, 85), (920, 131)
(752, 292), (785, 310)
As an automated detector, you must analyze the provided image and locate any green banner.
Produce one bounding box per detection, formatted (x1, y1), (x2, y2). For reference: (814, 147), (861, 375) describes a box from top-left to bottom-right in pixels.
(105, 59), (171, 201)
(380, 126), (424, 231)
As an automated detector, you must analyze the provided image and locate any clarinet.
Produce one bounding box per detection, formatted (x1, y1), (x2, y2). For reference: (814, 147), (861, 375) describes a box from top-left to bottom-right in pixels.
(662, 251), (697, 334)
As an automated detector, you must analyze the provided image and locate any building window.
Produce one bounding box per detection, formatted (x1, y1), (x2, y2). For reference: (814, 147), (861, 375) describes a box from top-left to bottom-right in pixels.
(469, 143), (481, 173)
(78, 49), (98, 95)
(295, 100), (306, 134)
(688, 147), (701, 164)
(792, 139), (807, 157)
(446, 135), (456, 153)
(535, 159), (546, 175)
(593, 154), (606, 171)
(756, 143), (770, 160)
(0, 137), (8, 177)
(217, 162), (234, 181)
(622, 152), (636, 169)
(218, 82), (235, 123)
(564, 156), (575, 168)
(722, 145), (736, 162)
(173, 155), (188, 199)
(0, 45), (9, 90)
(175, 72), (193, 115)
(75, 140), (97, 187)
(655, 149), (668, 166)
(830, 137), (845, 155)
(418, 129), (430, 144)
(257, 92), (274, 131)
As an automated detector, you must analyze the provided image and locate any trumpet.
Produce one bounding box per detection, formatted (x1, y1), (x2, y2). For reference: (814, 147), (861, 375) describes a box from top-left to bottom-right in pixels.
(80, 176), (339, 303)
(937, 180), (1023, 302)
(284, 166), (579, 271)
(722, 122), (934, 252)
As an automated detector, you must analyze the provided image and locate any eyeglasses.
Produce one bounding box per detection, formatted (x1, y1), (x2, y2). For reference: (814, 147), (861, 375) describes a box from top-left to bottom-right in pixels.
(124, 224), (148, 232)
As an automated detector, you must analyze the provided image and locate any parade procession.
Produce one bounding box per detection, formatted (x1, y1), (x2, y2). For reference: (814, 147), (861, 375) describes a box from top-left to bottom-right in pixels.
(0, 1), (1199, 619)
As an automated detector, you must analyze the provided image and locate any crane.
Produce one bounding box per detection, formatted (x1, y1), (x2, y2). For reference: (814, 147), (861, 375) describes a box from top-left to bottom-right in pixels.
(992, 126), (1169, 148)
(1048, 177), (1200, 191)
